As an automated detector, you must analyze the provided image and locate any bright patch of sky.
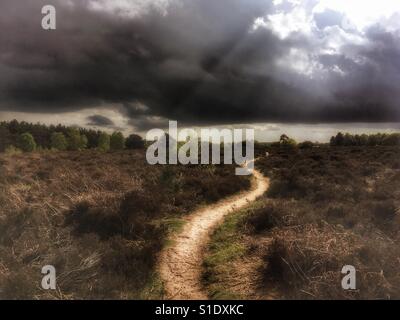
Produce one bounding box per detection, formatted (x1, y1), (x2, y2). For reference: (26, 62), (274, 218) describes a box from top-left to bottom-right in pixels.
(253, 2), (314, 39)
(2, 110), (400, 143)
(314, 0), (400, 31)
(252, 0), (400, 77)
(87, 0), (172, 18)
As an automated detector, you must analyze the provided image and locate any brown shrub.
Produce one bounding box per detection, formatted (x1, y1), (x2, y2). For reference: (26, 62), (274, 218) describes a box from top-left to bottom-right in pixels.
(262, 224), (400, 299)
(0, 150), (251, 299)
(245, 203), (288, 234)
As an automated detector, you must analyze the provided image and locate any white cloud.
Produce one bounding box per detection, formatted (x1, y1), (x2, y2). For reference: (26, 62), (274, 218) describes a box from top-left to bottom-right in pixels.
(251, 0), (399, 78)
(276, 48), (321, 78)
(87, 0), (173, 18)
(314, 0), (400, 32)
(253, 4), (314, 39)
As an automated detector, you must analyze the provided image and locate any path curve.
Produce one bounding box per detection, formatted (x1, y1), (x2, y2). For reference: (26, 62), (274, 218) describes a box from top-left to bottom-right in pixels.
(158, 162), (269, 300)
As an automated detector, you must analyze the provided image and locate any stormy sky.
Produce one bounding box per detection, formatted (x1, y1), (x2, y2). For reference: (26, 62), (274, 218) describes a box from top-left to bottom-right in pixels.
(0, 0), (400, 140)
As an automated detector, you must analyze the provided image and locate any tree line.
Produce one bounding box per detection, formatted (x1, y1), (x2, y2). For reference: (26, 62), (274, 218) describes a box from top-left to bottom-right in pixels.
(330, 132), (400, 147)
(0, 120), (145, 153)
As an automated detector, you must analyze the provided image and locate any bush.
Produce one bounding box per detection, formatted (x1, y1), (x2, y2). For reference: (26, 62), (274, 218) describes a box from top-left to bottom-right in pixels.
(50, 132), (68, 151)
(4, 145), (22, 155)
(67, 201), (122, 240)
(119, 189), (162, 220)
(0, 272), (37, 299)
(245, 203), (286, 233)
(97, 132), (110, 152)
(110, 132), (125, 151)
(371, 200), (397, 225)
(262, 226), (347, 297)
(101, 235), (164, 292)
(18, 133), (36, 152)
(126, 134), (145, 149)
(299, 141), (314, 149)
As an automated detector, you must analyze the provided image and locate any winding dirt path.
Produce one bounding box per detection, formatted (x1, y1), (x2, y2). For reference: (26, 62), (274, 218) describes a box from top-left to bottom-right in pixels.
(159, 162), (269, 300)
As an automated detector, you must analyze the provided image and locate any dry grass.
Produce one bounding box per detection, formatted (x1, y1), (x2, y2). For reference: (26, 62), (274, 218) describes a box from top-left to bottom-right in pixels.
(203, 146), (400, 300)
(0, 150), (250, 299)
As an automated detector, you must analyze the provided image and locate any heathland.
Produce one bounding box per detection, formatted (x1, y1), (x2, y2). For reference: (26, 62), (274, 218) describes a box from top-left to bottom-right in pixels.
(1, 120), (400, 299)
(203, 144), (400, 299)
(0, 120), (251, 299)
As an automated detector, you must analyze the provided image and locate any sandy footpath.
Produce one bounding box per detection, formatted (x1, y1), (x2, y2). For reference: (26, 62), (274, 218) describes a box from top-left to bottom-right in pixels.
(158, 162), (269, 300)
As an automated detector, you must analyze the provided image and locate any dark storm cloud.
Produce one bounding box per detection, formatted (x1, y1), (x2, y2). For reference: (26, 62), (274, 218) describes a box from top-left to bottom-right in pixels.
(316, 24), (400, 122)
(86, 114), (114, 126)
(121, 103), (152, 118)
(0, 0), (399, 125)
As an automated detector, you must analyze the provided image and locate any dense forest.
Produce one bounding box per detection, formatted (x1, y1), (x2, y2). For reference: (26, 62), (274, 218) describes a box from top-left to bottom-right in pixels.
(0, 120), (144, 152)
(330, 132), (400, 147)
(1, 120), (400, 153)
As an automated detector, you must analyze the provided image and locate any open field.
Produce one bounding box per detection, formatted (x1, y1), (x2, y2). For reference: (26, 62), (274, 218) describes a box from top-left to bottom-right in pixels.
(3, 0), (400, 306)
(2, 135), (400, 300)
(203, 146), (400, 300)
(0, 150), (250, 299)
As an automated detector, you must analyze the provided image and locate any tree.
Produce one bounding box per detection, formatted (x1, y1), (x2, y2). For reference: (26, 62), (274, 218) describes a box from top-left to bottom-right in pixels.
(330, 132), (345, 146)
(125, 134), (145, 149)
(0, 125), (12, 152)
(336, 132), (345, 146)
(383, 133), (400, 146)
(80, 134), (88, 150)
(359, 134), (369, 146)
(110, 131), (125, 150)
(67, 128), (87, 151)
(329, 132), (400, 147)
(280, 134), (289, 144)
(280, 134), (297, 149)
(50, 132), (67, 151)
(83, 129), (101, 149)
(343, 133), (355, 146)
(18, 133), (36, 152)
(97, 132), (110, 151)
